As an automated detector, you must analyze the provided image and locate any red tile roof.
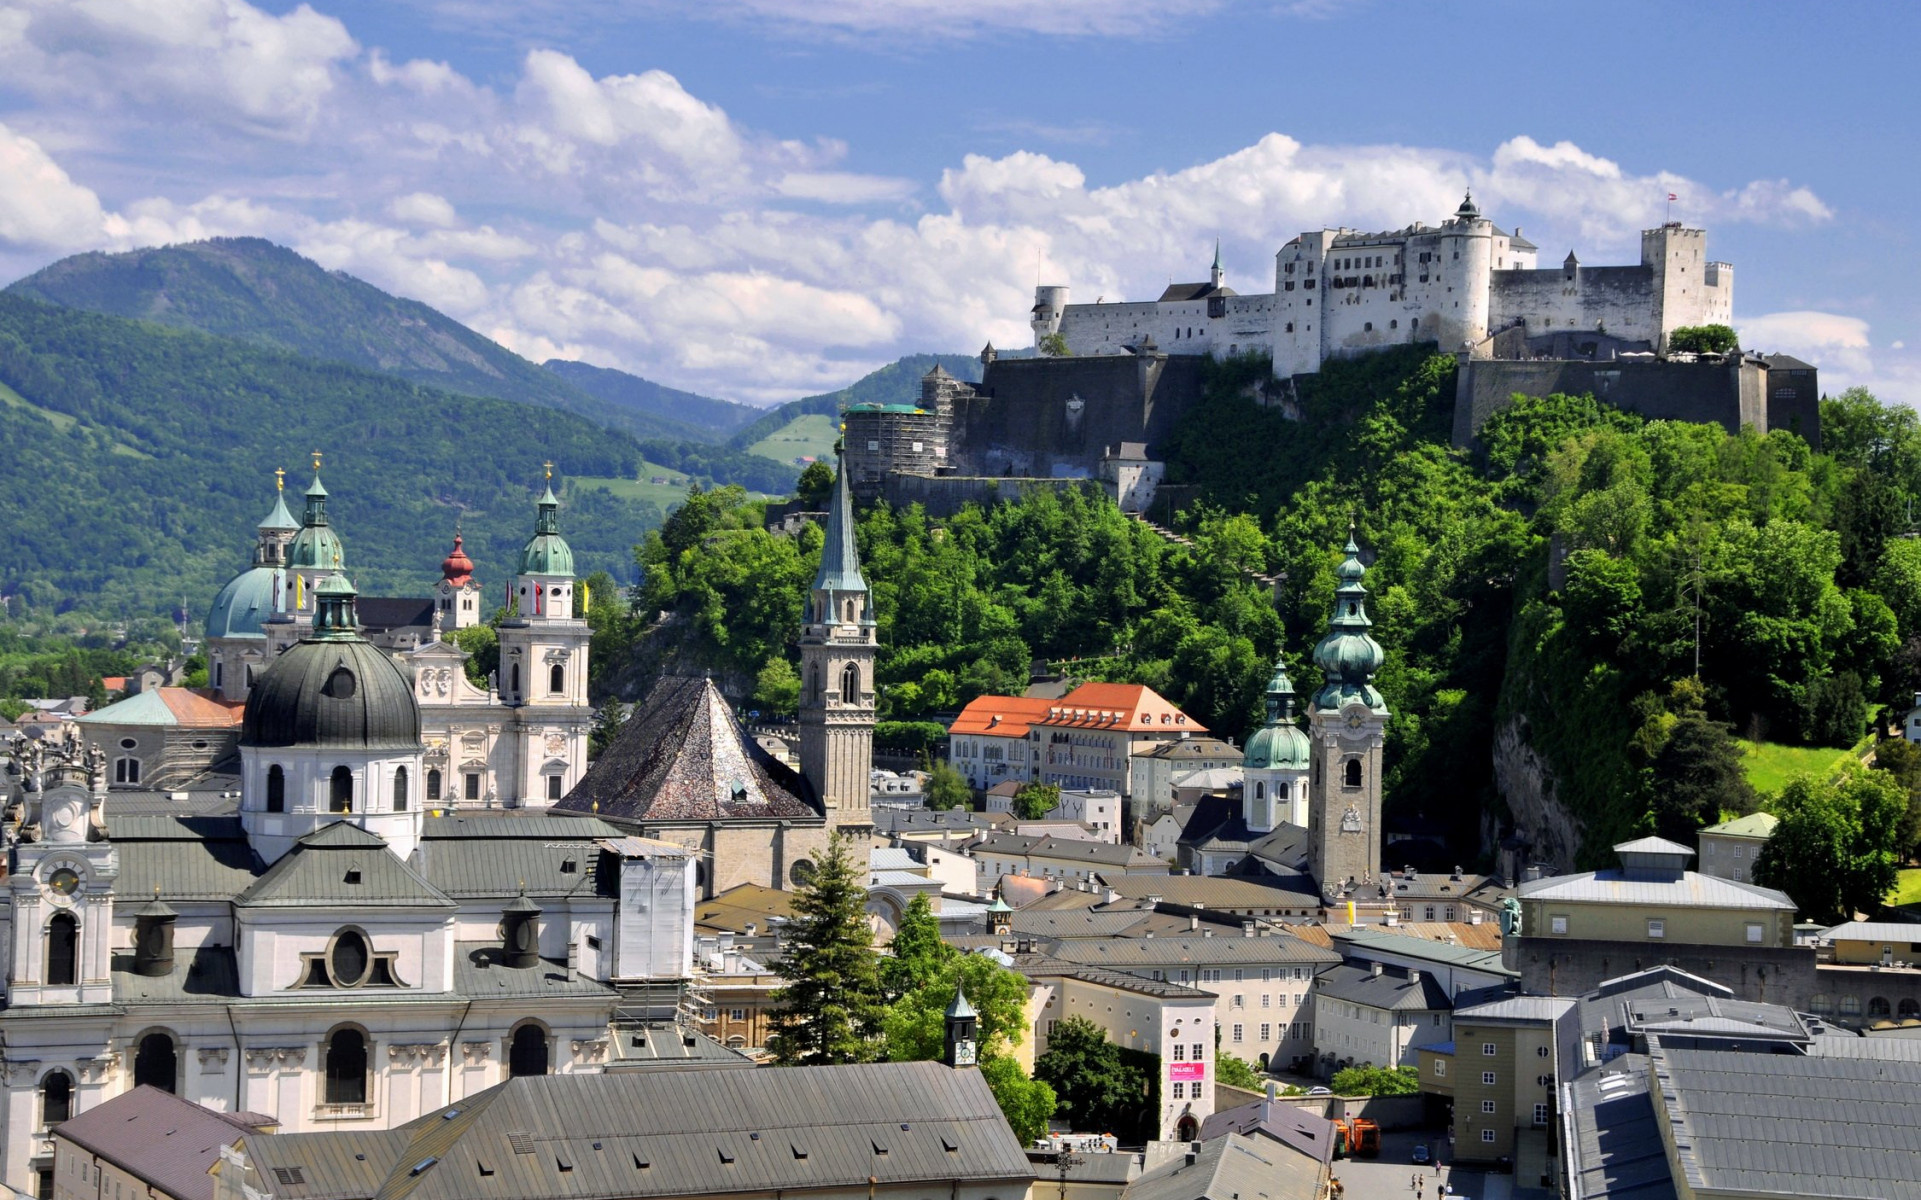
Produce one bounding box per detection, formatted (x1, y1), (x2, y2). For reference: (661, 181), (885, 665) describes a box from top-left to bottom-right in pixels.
(948, 694), (1055, 737)
(1041, 682), (1206, 733)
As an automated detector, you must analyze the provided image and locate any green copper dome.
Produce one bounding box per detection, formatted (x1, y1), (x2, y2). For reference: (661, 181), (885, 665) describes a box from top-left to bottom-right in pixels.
(1244, 654), (1310, 770)
(206, 567), (279, 640)
(1311, 531), (1387, 713)
(286, 471), (345, 571)
(259, 490), (298, 533)
(518, 483), (575, 578)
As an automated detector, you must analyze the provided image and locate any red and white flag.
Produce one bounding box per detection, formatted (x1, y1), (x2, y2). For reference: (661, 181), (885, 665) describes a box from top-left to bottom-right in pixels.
(1667, 192), (1677, 202)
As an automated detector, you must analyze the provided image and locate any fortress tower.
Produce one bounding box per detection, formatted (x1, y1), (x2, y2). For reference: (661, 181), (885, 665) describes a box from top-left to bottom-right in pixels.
(797, 455), (877, 833)
(1306, 530), (1388, 898)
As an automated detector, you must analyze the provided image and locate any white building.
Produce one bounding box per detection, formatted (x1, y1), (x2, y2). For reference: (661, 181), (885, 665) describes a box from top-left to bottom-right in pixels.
(0, 577), (696, 1196)
(203, 469), (591, 810)
(1033, 199), (1733, 379)
(1310, 961), (1456, 1071)
(1696, 812), (1778, 884)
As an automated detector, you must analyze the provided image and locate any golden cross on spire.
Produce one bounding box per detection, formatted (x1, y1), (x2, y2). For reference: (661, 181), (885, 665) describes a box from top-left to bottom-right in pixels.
(544, 460), (553, 482)
(312, 450), (323, 474)
(275, 467), (285, 492)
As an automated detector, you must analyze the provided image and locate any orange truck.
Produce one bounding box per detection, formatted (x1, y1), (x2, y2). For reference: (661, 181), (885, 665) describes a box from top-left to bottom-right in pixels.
(1331, 1118), (1382, 1159)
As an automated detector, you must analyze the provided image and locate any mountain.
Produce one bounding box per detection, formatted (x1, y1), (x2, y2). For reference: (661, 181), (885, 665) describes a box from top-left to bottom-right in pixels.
(0, 293), (666, 617)
(726, 353), (986, 451)
(6, 239), (703, 442)
(543, 358), (760, 441)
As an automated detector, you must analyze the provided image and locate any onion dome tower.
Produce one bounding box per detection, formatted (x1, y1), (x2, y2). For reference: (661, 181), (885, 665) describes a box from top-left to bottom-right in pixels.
(797, 453), (877, 833)
(1305, 528), (1388, 899)
(497, 465), (590, 807)
(284, 453), (347, 632)
(206, 469), (303, 701)
(435, 530), (482, 631)
(238, 573), (425, 864)
(1242, 652), (1311, 834)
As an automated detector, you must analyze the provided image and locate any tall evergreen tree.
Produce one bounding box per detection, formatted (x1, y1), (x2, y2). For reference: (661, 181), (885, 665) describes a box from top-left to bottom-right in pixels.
(767, 836), (884, 1065)
(881, 892), (951, 997)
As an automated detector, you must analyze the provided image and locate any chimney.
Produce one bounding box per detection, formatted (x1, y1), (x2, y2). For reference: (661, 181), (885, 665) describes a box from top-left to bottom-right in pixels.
(1189, 914), (1200, 931)
(1370, 961), (1383, 978)
(718, 931), (735, 952)
(132, 893), (177, 978)
(1468, 909), (1483, 926)
(1243, 921), (1256, 937)
(745, 922), (757, 937)
(1408, 969), (1422, 985)
(566, 940), (580, 978)
(1265, 1081), (1277, 1101)
(501, 887), (543, 969)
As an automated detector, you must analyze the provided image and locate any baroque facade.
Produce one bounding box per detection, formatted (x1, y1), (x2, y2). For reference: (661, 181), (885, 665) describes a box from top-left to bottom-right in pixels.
(0, 575), (696, 1196)
(201, 467), (589, 810)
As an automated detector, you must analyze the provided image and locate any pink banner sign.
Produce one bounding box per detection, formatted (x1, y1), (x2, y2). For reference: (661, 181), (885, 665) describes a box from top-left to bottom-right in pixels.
(1168, 1062), (1205, 1082)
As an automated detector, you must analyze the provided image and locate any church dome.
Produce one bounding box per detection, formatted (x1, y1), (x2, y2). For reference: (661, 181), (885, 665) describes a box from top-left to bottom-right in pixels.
(205, 567), (279, 640)
(518, 484), (575, 578)
(241, 577), (420, 750)
(441, 534), (474, 587)
(1244, 719), (1310, 771)
(287, 470), (345, 571)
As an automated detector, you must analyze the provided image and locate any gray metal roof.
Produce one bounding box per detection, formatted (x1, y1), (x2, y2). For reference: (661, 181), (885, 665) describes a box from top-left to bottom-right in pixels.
(969, 832), (1169, 869)
(811, 454), (868, 595)
(1453, 995), (1576, 1024)
(1098, 875), (1319, 908)
(1517, 869), (1792, 910)
(1044, 934), (1339, 969)
(111, 816), (265, 901)
(1314, 962), (1452, 1011)
(235, 822), (455, 909)
(55, 1086), (276, 1200)
(232, 1062), (1032, 1200)
(1198, 1098), (1337, 1168)
(1613, 837), (1693, 857)
(1015, 959), (1213, 1000)
(1819, 921), (1921, 944)
(416, 815), (624, 900)
(452, 942), (618, 999)
(1649, 1037), (1921, 1198)
(1331, 928), (1515, 974)
(1562, 1057), (1676, 1200)
(604, 1022), (756, 1069)
(1122, 1132), (1322, 1200)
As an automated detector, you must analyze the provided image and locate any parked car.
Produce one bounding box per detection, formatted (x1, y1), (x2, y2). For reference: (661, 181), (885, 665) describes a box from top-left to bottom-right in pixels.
(1411, 1144), (1430, 1164)
(1306, 1086), (1332, 1096)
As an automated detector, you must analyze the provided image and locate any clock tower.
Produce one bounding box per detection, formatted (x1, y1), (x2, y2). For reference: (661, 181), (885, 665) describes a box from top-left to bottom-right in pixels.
(1306, 530), (1388, 900)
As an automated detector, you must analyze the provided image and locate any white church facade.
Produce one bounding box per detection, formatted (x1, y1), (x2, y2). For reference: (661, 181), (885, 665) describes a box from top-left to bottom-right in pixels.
(1032, 197), (1733, 377)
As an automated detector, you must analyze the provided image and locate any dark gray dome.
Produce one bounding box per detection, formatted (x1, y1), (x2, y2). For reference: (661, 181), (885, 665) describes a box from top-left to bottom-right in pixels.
(242, 637), (420, 749)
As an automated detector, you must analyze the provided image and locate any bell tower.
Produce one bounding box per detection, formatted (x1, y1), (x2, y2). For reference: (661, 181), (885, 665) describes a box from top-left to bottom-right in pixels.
(496, 466), (591, 807)
(798, 454), (877, 833)
(1306, 529), (1388, 899)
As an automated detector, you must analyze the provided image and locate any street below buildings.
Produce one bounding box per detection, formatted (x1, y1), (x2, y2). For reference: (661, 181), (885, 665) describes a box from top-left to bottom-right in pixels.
(1327, 1127), (1511, 1200)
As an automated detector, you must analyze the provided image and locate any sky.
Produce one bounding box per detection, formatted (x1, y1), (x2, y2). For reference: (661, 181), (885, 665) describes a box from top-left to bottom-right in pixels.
(0, 0), (1914, 407)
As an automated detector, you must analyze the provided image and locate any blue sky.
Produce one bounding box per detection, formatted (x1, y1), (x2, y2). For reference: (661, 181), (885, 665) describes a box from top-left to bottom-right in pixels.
(0, 0), (1911, 404)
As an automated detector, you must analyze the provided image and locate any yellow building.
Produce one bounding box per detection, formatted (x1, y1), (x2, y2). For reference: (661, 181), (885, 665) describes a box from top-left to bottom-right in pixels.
(1516, 837), (1795, 949)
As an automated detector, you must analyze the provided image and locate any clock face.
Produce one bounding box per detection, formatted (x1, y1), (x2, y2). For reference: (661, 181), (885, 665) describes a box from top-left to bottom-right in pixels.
(1345, 711), (1364, 729)
(48, 868), (80, 896)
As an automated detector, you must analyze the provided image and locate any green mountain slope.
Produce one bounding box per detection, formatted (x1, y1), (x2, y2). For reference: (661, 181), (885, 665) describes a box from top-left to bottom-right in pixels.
(727, 353), (985, 451)
(543, 358), (760, 441)
(0, 294), (663, 617)
(5, 239), (697, 442)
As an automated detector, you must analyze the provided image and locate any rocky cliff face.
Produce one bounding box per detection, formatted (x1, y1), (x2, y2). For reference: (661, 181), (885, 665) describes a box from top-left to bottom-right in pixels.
(1491, 710), (1585, 873)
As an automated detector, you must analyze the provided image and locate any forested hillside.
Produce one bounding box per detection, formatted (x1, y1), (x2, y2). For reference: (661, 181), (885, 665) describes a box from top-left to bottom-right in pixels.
(0, 293), (661, 615)
(622, 345), (1921, 869)
(544, 358), (760, 441)
(7, 239), (713, 442)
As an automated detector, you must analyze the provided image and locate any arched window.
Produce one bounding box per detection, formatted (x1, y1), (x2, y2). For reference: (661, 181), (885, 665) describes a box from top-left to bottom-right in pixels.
(550, 664), (565, 695)
(510, 663), (521, 698)
(392, 766), (408, 812)
(323, 1028), (367, 1105)
(509, 1024), (549, 1077)
(841, 663), (860, 705)
(1255, 782), (1266, 800)
(426, 769), (442, 802)
(214, 661), (223, 690)
(40, 1071), (72, 1127)
(329, 766), (353, 814)
(1343, 759), (1363, 788)
(1870, 996), (1892, 1017)
(266, 764), (286, 813)
(134, 1032), (177, 1093)
(1900, 999), (1919, 1019)
(46, 913), (78, 986)
(844, 598), (857, 623)
(114, 757), (140, 785)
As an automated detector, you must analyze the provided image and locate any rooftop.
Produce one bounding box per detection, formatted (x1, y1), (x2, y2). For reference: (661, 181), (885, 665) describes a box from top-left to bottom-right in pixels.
(1563, 1057), (1676, 1200)
(77, 687), (244, 728)
(948, 694), (1057, 738)
(1517, 868), (1793, 911)
(1122, 1132), (1322, 1200)
(55, 1086), (276, 1200)
(1314, 962), (1453, 1012)
(1699, 812), (1779, 839)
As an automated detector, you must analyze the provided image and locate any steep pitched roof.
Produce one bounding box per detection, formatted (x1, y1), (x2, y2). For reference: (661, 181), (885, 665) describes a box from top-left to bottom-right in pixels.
(1199, 1098), (1338, 1168)
(812, 455), (867, 593)
(561, 675), (819, 822)
(948, 694), (1056, 737)
(1123, 1132), (1321, 1200)
(235, 822), (455, 909)
(56, 1086), (276, 1200)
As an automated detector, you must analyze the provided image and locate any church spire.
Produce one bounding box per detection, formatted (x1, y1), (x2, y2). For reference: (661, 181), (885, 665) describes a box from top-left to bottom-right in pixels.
(811, 453), (867, 596)
(1209, 238), (1224, 289)
(1311, 527), (1385, 713)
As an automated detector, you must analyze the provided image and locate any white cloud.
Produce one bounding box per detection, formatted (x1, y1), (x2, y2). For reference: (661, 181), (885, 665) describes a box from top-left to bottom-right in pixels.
(774, 172), (917, 205)
(0, 121), (108, 248)
(388, 192), (459, 228)
(1738, 310), (1921, 408)
(0, 0), (358, 133)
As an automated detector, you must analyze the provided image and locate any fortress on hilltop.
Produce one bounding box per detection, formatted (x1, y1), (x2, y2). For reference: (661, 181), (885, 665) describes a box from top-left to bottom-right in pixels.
(1034, 195), (1735, 373)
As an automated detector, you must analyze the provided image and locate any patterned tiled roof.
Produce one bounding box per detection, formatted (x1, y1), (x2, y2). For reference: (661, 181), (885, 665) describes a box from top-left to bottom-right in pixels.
(560, 675), (819, 822)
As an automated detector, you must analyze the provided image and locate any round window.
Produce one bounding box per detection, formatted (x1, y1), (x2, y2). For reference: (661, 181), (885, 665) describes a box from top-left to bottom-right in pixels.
(120, 738), (137, 750)
(329, 930), (370, 987)
(191, 740), (209, 751)
(789, 859), (818, 888)
(325, 668), (357, 699)
(48, 868), (80, 896)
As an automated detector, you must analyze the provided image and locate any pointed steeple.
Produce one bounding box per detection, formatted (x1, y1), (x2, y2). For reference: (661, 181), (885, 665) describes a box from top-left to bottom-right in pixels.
(1311, 526), (1386, 713)
(260, 467), (298, 533)
(518, 464), (574, 578)
(811, 454), (867, 595)
(1209, 238), (1224, 290)
(286, 452), (346, 571)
